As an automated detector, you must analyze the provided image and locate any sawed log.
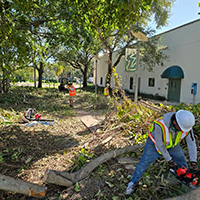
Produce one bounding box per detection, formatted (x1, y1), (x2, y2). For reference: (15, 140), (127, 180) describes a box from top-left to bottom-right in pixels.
(0, 174), (47, 198)
(164, 187), (200, 200)
(42, 143), (145, 187)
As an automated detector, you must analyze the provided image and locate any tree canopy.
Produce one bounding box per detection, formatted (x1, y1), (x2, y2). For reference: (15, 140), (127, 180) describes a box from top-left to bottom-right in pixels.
(0, 0), (175, 92)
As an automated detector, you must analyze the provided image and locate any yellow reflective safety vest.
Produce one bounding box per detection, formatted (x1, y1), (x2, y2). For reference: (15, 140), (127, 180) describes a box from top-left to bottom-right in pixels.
(104, 87), (109, 96)
(148, 117), (189, 154)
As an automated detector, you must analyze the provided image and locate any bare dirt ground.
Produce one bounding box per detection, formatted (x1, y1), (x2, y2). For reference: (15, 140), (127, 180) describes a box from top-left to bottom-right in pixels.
(0, 86), (132, 200)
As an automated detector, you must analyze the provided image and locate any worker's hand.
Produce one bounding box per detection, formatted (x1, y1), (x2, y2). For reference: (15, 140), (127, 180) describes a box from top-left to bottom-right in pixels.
(168, 160), (178, 171)
(190, 161), (198, 172)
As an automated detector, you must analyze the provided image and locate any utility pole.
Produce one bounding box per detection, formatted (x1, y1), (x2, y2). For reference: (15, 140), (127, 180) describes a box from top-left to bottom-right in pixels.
(131, 30), (148, 102)
(94, 56), (98, 97)
(134, 41), (141, 103)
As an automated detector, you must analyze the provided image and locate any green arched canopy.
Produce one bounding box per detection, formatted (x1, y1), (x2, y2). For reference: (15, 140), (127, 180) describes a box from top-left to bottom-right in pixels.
(161, 65), (184, 79)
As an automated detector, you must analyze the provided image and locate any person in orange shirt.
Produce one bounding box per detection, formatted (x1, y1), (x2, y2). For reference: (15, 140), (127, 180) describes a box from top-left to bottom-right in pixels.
(67, 83), (76, 107)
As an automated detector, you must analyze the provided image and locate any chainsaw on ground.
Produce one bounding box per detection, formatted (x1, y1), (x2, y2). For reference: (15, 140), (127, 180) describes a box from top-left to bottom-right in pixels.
(24, 108), (54, 122)
(170, 166), (200, 189)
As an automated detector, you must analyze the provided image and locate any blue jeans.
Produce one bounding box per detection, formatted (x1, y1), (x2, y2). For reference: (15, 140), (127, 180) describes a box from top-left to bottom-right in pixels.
(131, 137), (188, 184)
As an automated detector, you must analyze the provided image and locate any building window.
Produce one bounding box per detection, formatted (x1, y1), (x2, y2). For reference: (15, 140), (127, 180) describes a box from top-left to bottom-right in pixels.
(100, 77), (103, 85)
(130, 77), (133, 90)
(148, 78), (155, 87)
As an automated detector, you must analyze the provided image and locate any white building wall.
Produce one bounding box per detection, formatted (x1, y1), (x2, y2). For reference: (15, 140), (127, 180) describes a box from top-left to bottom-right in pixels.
(137, 66), (168, 97)
(94, 56), (107, 86)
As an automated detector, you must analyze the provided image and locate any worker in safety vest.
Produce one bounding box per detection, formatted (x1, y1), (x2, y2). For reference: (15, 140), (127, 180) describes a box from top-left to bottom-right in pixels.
(67, 83), (76, 107)
(104, 83), (110, 99)
(126, 110), (198, 195)
(24, 108), (36, 120)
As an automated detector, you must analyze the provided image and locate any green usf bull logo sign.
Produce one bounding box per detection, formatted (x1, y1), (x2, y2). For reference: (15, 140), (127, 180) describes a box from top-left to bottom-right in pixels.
(125, 52), (136, 72)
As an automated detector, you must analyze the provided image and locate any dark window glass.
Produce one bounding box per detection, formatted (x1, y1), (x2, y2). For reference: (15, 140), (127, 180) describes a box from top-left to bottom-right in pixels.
(130, 77), (133, 89)
(148, 78), (155, 87)
(100, 77), (103, 85)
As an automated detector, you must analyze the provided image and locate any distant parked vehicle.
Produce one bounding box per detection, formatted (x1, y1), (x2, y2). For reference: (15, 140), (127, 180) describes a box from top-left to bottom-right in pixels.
(87, 77), (93, 84)
(58, 78), (69, 91)
(76, 78), (83, 84)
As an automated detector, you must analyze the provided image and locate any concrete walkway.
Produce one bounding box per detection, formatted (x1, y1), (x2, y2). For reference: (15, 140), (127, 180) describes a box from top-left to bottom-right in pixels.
(143, 98), (181, 106)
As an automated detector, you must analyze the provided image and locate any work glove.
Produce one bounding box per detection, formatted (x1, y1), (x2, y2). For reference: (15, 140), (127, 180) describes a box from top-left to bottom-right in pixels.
(168, 160), (178, 171)
(190, 161), (198, 172)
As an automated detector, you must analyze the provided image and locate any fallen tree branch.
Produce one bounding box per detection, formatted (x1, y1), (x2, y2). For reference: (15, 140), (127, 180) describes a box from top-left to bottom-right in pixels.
(0, 162), (22, 169)
(164, 187), (200, 200)
(0, 174), (47, 198)
(80, 123), (126, 149)
(84, 126), (125, 148)
(42, 143), (145, 187)
(139, 99), (168, 114)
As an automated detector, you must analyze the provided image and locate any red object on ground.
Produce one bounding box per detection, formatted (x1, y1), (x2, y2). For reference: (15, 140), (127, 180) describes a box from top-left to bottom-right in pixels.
(35, 113), (41, 119)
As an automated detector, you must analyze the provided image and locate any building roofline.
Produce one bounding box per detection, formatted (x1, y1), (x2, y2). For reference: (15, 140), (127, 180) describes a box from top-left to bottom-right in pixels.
(156, 18), (200, 37)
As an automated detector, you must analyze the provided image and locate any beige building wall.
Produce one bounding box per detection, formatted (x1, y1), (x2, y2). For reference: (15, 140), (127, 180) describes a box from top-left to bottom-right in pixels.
(159, 19), (200, 103)
(95, 19), (200, 104)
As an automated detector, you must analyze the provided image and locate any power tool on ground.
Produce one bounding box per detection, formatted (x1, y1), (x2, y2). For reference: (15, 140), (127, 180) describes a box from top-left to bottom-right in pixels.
(170, 166), (200, 189)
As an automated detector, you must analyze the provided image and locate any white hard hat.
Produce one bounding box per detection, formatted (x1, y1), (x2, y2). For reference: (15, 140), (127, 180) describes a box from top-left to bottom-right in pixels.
(175, 110), (195, 132)
(107, 83), (110, 86)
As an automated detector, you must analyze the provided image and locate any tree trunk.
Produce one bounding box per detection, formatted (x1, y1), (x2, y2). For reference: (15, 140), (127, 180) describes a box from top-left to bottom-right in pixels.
(2, 78), (5, 93)
(164, 187), (200, 200)
(5, 77), (10, 93)
(106, 51), (112, 85)
(0, 174), (47, 198)
(42, 144), (145, 187)
(0, 79), (2, 93)
(2, 69), (10, 93)
(38, 62), (44, 88)
(82, 65), (88, 88)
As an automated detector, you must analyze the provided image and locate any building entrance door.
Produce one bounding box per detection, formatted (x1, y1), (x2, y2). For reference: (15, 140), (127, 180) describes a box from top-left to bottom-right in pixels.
(168, 79), (181, 102)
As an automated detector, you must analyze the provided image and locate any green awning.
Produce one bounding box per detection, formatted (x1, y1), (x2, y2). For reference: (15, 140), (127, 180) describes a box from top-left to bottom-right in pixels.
(161, 65), (184, 79)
